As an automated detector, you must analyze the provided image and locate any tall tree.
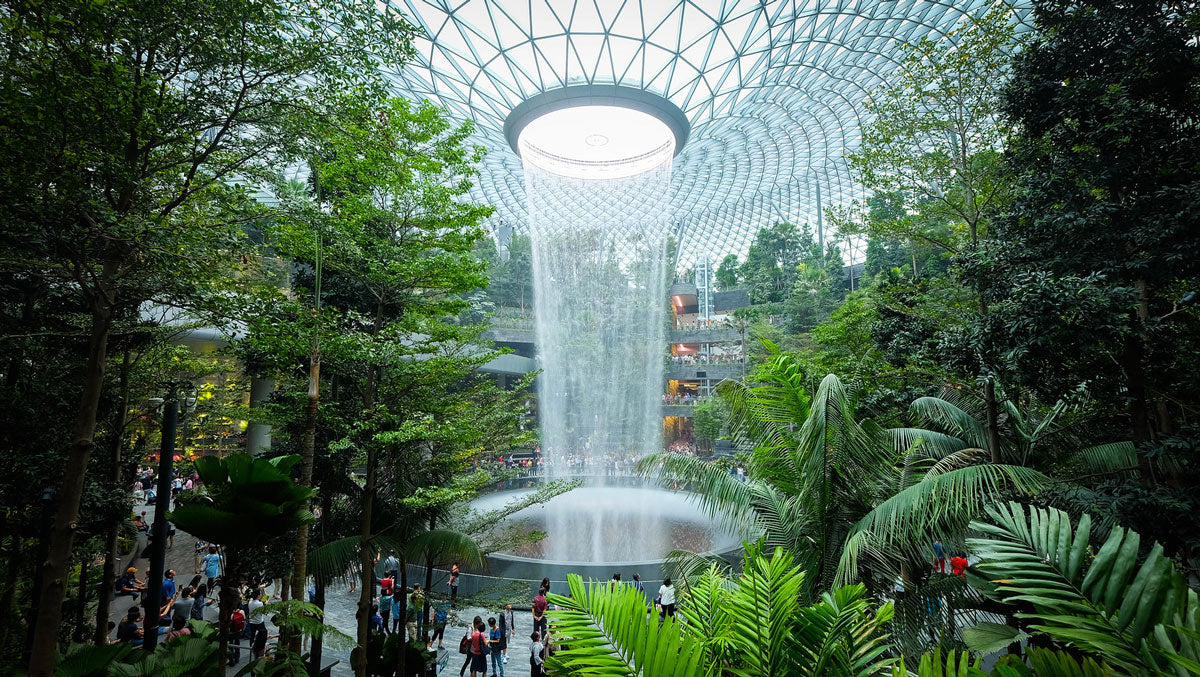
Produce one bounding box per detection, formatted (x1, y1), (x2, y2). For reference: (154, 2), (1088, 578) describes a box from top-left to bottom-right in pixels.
(290, 95), (492, 677)
(845, 6), (1022, 463)
(716, 253), (741, 291)
(985, 0), (1200, 445)
(0, 1), (412, 671)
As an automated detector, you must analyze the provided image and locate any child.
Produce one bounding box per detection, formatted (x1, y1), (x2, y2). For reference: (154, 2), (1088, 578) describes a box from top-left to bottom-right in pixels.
(529, 631), (545, 677)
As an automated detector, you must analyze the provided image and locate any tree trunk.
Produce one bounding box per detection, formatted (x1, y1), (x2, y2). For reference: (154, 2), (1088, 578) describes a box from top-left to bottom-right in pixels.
(306, 487), (333, 677)
(0, 533), (23, 653)
(984, 377), (1003, 465)
(397, 558), (408, 677)
(74, 556), (90, 642)
(28, 305), (112, 676)
(95, 348), (132, 644)
(307, 574), (326, 677)
(288, 352), (320, 653)
(354, 303), (385, 677)
(216, 554), (240, 677)
(422, 515), (434, 634)
(354, 452), (376, 677)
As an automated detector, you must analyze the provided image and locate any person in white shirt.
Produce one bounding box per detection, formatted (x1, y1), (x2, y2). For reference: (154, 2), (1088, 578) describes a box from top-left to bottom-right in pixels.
(529, 632), (545, 677)
(657, 578), (676, 618)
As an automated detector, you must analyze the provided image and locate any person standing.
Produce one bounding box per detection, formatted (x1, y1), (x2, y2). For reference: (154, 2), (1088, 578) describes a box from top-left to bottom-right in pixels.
(658, 578), (676, 618)
(406, 586), (422, 639)
(529, 631), (545, 677)
(458, 616), (483, 677)
(488, 617), (504, 677)
(469, 619), (489, 677)
(191, 584), (213, 621)
(499, 604), (515, 663)
(432, 601), (449, 649)
(247, 593), (266, 643)
(933, 540), (946, 573)
(200, 546), (223, 596)
(193, 539), (208, 574)
(531, 587), (548, 639)
(380, 588), (393, 634)
(391, 592), (404, 635)
(449, 562), (460, 601)
(162, 569), (177, 602)
(171, 586), (196, 625)
(631, 573), (644, 599)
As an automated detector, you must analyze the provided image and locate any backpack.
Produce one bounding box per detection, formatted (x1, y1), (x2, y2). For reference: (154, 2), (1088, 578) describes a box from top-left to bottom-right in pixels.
(458, 634), (470, 655)
(434, 607), (448, 625)
(230, 608), (247, 634)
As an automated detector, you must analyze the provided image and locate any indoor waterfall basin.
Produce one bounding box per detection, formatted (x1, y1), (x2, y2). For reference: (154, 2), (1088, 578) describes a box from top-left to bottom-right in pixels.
(458, 476), (746, 597)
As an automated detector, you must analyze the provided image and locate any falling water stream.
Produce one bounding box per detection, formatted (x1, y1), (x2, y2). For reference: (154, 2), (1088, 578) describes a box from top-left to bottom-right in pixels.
(525, 157), (672, 562)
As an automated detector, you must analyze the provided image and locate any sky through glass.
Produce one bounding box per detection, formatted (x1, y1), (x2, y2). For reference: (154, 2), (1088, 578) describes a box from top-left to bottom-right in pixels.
(381, 0), (1030, 266)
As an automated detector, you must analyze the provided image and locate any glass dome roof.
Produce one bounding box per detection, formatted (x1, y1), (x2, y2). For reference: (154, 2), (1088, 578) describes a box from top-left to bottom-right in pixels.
(382, 0), (1029, 266)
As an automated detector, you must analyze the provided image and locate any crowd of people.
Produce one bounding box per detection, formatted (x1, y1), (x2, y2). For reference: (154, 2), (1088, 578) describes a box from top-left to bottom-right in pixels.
(661, 392), (710, 405)
(672, 319), (725, 331)
(130, 464), (202, 504)
(668, 352), (744, 366)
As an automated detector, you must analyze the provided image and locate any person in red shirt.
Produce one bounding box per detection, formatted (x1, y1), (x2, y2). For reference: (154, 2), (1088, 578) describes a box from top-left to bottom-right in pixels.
(469, 618), (489, 677)
(531, 587), (548, 639)
(950, 554), (969, 578)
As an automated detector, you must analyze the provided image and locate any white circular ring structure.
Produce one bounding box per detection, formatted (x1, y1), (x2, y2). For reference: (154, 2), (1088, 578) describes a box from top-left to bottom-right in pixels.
(518, 105), (676, 180)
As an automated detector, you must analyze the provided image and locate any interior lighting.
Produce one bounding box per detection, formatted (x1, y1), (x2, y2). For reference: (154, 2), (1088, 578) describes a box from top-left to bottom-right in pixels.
(518, 105), (675, 180)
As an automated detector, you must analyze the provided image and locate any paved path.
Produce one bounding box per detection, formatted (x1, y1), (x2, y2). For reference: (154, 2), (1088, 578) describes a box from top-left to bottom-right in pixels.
(109, 501), (543, 676)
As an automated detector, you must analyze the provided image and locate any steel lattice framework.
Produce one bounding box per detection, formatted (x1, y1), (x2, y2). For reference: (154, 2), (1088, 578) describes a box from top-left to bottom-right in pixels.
(383, 0), (1028, 266)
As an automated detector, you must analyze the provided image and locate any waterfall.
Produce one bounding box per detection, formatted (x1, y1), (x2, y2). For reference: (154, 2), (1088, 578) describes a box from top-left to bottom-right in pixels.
(526, 156), (671, 562)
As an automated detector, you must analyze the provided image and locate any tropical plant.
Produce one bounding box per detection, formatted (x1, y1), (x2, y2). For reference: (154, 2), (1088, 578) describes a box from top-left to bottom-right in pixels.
(893, 647), (1114, 677)
(895, 389), (1136, 473)
(640, 351), (1045, 598)
(545, 547), (896, 677)
(967, 501), (1200, 675)
(168, 453), (315, 675)
(56, 620), (220, 677)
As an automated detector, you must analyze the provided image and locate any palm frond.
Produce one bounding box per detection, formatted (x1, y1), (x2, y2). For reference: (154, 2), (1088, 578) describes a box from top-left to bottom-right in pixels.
(257, 600), (357, 650)
(911, 397), (989, 450)
(716, 351), (811, 461)
(677, 565), (738, 677)
(401, 528), (484, 569)
(968, 501), (1200, 674)
(924, 448), (992, 480)
(724, 547), (808, 676)
(891, 648), (979, 677)
(1066, 442), (1138, 476)
(306, 535), (365, 585)
(792, 584), (898, 677)
(835, 465), (1049, 587)
(544, 574), (704, 677)
(637, 452), (759, 537)
(890, 428), (969, 459)
(662, 550), (732, 589)
(961, 621), (1028, 656)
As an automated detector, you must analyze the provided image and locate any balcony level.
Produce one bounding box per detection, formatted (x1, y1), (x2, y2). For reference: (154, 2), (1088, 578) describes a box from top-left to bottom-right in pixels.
(665, 363), (743, 381)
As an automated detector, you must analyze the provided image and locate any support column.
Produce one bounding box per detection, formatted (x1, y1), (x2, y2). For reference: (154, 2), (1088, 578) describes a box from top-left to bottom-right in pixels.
(246, 375), (275, 456)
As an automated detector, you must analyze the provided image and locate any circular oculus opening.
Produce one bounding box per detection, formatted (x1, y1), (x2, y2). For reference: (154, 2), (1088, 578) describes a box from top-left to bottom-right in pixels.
(518, 105), (676, 180)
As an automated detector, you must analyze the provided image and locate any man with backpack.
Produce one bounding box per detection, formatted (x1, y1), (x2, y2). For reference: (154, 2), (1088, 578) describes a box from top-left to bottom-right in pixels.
(432, 602), (450, 649)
